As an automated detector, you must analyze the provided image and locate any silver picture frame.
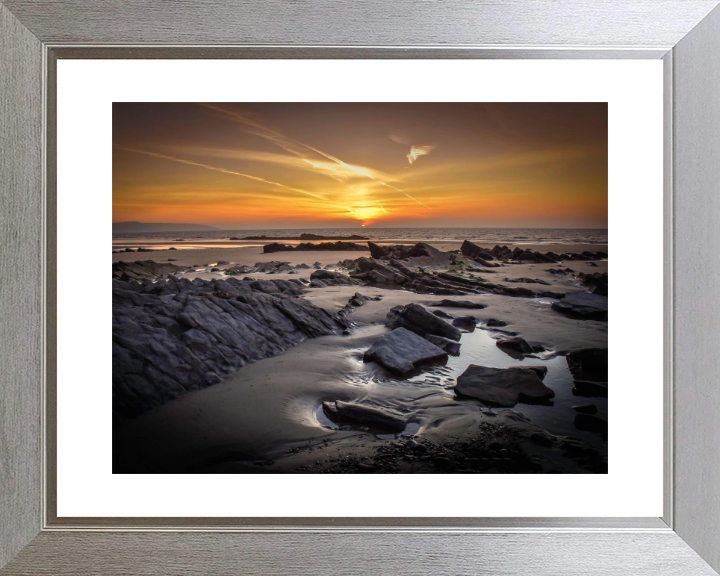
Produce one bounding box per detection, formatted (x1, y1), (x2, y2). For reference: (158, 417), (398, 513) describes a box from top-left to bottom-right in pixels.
(2, 1), (720, 573)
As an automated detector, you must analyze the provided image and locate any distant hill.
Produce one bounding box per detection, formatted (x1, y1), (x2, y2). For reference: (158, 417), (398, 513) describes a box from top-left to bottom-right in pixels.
(112, 222), (218, 233)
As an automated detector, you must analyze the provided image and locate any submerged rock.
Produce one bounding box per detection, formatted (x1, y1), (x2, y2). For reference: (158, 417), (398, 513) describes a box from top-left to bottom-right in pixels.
(485, 318), (507, 327)
(322, 400), (407, 433)
(552, 291), (608, 320)
(387, 303), (462, 341)
(454, 365), (554, 407)
(363, 327), (448, 375)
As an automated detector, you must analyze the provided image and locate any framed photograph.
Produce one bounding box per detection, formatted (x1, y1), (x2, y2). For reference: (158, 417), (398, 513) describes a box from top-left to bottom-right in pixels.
(2, 1), (720, 574)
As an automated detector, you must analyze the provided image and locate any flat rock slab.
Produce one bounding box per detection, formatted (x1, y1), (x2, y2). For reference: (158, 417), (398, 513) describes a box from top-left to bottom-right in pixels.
(364, 327), (448, 375)
(322, 400), (407, 433)
(455, 364), (554, 407)
(552, 290), (608, 320)
(387, 303), (462, 341)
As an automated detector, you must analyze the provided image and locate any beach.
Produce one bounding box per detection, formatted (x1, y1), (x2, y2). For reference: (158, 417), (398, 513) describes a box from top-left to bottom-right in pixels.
(113, 233), (608, 474)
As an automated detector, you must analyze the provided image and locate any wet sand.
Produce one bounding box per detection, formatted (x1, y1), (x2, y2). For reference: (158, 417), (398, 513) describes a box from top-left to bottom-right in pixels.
(113, 240), (608, 474)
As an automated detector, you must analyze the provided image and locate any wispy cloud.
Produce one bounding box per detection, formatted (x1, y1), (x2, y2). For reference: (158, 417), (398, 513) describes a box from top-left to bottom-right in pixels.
(114, 146), (328, 200)
(198, 103), (431, 210)
(389, 132), (436, 165)
(406, 144), (435, 165)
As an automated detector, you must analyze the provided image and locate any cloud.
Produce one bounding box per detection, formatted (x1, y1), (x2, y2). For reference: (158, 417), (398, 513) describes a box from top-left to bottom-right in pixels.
(388, 132), (435, 165)
(114, 146), (327, 200)
(198, 104), (431, 210)
(406, 144), (435, 165)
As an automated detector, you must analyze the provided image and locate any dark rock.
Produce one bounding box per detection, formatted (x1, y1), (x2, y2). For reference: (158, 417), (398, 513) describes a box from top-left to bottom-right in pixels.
(577, 272), (608, 296)
(504, 277), (550, 285)
(496, 336), (534, 358)
(387, 303), (462, 341)
(432, 299), (486, 309)
(432, 310), (454, 319)
(454, 365), (554, 407)
(485, 318), (507, 327)
(112, 276), (347, 417)
(530, 432), (554, 447)
(217, 261), (229, 265)
(573, 404), (598, 415)
(263, 241), (367, 253)
(574, 413), (608, 433)
(225, 264), (257, 275)
(425, 334), (461, 356)
(552, 291), (608, 320)
(309, 269), (360, 286)
(364, 327), (448, 375)
(567, 348), (608, 396)
(112, 260), (187, 282)
(349, 292), (370, 307)
(452, 315), (477, 331)
(460, 240), (501, 267)
(322, 400), (407, 433)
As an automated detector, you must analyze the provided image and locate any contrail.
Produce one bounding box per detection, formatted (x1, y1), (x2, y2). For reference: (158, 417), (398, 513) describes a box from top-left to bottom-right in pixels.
(198, 103), (432, 210)
(115, 146), (327, 200)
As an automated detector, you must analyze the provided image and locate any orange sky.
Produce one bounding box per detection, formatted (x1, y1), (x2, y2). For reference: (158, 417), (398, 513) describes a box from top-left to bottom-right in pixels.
(113, 103), (607, 229)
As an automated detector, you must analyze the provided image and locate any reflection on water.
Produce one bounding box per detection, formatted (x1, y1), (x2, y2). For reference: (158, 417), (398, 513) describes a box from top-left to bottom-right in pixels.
(338, 327), (607, 452)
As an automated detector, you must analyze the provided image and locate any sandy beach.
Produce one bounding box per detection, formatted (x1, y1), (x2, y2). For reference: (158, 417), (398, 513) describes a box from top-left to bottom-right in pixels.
(113, 238), (608, 474)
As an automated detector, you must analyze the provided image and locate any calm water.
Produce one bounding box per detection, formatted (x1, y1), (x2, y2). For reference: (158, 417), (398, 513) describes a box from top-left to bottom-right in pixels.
(113, 227), (608, 245)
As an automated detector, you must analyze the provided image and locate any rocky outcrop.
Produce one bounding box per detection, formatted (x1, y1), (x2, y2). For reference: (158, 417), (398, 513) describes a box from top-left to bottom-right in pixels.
(347, 257), (563, 298)
(112, 260), (187, 282)
(113, 275), (347, 418)
(460, 240), (502, 267)
(322, 400), (407, 432)
(490, 245), (606, 263)
(552, 291), (608, 320)
(386, 303), (462, 341)
(454, 365), (554, 407)
(309, 269), (361, 287)
(363, 327), (448, 375)
(263, 241), (368, 253)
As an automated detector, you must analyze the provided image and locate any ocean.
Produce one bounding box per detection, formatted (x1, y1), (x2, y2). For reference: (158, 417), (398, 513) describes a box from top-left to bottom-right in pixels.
(112, 227), (608, 245)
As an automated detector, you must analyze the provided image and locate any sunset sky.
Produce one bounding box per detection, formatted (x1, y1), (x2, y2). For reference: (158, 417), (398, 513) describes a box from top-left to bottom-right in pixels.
(112, 102), (607, 229)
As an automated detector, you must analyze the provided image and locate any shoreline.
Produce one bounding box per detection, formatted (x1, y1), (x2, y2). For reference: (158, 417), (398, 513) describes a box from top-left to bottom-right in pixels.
(113, 239), (608, 474)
